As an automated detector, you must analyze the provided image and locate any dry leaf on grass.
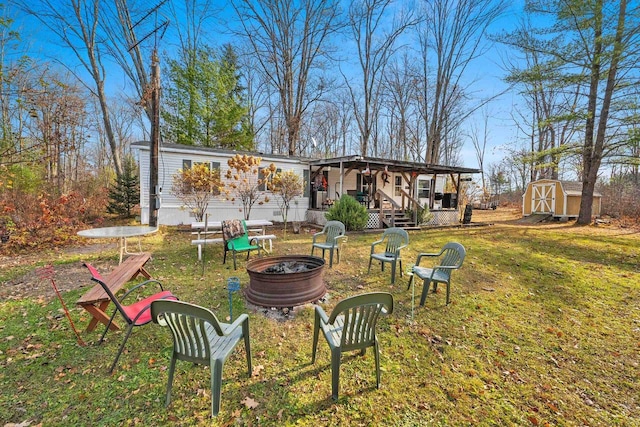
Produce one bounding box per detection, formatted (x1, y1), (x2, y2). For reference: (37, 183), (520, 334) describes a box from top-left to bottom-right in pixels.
(241, 396), (259, 409)
(252, 364), (264, 377)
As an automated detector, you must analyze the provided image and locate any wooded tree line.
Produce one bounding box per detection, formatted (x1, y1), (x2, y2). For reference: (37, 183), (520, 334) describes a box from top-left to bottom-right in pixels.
(1, 0), (639, 226)
(493, 0), (640, 223)
(0, 0), (507, 185)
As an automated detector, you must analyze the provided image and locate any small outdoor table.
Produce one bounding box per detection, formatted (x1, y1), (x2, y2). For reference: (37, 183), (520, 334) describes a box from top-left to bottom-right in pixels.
(78, 225), (158, 264)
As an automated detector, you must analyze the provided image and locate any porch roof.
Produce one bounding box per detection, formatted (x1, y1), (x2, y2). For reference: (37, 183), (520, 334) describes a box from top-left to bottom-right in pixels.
(308, 155), (480, 176)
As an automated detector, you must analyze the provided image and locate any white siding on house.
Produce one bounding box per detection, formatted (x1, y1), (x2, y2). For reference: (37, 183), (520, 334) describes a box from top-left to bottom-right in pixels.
(134, 144), (309, 225)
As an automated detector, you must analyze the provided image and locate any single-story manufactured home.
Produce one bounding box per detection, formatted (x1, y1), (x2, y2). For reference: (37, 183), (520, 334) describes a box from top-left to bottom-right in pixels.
(522, 179), (602, 219)
(132, 142), (480, 228)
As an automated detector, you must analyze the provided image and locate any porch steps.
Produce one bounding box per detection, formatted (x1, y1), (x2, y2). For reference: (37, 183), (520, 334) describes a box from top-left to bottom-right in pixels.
(381, 214), (416, 228)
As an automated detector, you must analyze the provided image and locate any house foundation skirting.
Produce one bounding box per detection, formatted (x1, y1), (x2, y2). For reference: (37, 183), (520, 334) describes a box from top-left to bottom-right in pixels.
(421, 210), (460, 227)
(306, 209), (460, 229)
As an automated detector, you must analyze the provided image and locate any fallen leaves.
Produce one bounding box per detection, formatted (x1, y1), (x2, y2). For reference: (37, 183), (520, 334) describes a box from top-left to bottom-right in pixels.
(546, 327), (563, 338)
(241, 396), (259, 409)
(252, 364), (264, 377)
(4, 421), (33, 427)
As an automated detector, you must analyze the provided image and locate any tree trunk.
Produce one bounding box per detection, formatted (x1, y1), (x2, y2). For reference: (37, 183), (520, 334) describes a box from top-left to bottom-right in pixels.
(578, 0), (626, 224)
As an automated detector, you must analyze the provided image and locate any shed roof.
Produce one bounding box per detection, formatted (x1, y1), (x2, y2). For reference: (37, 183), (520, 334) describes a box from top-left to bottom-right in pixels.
(559, 180), (602, 197)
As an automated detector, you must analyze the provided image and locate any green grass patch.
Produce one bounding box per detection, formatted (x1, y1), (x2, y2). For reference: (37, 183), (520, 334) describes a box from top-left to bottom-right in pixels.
(1, 220), (638, 426)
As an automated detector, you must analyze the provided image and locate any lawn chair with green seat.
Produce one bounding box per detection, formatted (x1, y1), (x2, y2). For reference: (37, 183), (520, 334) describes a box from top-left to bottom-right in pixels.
(408, 242), (466, 306)
(312, 292), (394, 400)
(222, 219), (262, 270)
(367, 227), (409, 284)
(151, 300), (252, 417)
(82, 263), (178, 373)
(311, 220), (346, 268)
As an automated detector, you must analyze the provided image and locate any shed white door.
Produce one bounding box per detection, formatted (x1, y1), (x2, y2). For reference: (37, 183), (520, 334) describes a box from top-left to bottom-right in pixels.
(531, 183), (555, 213)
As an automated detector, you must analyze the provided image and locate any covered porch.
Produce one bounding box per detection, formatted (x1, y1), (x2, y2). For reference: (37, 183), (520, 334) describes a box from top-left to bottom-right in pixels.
(306, 155), (479, 229)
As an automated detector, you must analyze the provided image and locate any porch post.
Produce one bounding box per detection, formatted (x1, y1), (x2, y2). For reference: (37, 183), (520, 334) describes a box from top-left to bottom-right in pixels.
(339, 161), (344, 197)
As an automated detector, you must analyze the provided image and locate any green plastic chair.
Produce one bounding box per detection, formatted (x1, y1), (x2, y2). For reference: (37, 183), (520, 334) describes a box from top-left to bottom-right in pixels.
(223, 220), (261, 270)
(368, 228), (409, 284)
(408, 242), (466, 305)
(151, 300), (252, 417)
(311, 220), (346, 268)
(312, 292), (394, 400)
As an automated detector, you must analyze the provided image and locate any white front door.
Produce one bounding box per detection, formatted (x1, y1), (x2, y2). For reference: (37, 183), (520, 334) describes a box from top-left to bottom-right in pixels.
(531, 183), (555, 213)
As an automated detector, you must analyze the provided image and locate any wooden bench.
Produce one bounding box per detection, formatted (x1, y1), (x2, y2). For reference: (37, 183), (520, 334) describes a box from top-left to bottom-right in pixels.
(250, 234), (277, 253)
(77, 253), (152, 332)
(191, 234), (277, 260)
(191, 237), (224, 260)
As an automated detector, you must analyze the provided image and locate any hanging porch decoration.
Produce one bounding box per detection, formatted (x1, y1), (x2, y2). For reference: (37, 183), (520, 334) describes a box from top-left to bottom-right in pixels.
(381, 165), (390, 186)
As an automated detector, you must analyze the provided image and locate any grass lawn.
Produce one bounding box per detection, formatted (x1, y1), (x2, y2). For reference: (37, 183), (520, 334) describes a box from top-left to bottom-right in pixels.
(0, 209), (638, 426)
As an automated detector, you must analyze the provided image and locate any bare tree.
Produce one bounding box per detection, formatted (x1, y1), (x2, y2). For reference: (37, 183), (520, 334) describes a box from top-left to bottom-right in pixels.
(230, 0), (341, 156)
(345, 0), (418, 157)
(25, 71), (89, 194)
(100, 0), (170, 123)
(468, 108), (490, 201)
(439, 112), (464, 166)
(301, 88), (353, 158)
(417, 0), (507, 165)
(0, 8), (33, 165)
(167, 0), (219, 58)
(502, 19), (581, 182)
(237, 43), (274, 147)
(502, 0), (639, 224)
(501, 146), (531, 194)
(18, 0), (124, 176)
(383, 52), (419, 161)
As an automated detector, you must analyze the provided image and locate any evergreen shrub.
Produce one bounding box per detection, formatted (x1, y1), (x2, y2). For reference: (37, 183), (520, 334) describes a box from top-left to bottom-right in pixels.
(325, 195), (369, 231)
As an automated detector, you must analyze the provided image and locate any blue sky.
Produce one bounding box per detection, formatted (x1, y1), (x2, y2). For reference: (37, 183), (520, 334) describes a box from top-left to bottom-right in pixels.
(12, 0), (530, 172)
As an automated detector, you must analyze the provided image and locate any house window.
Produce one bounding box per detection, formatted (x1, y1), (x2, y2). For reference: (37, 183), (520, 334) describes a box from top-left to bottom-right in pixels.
(395, 176), (402, 196)
(182, 159), (220, 172)
(182, 160), (221, 194)
(194, 161), (220, 172)
(259, 167), (282, 191)
(418, 179), (430, 198)
(207, 162), (221, 195)
(303, 169), (310, 197)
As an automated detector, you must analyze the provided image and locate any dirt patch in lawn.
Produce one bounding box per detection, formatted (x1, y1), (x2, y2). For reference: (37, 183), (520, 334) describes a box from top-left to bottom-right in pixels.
(0, 243), (118, 301)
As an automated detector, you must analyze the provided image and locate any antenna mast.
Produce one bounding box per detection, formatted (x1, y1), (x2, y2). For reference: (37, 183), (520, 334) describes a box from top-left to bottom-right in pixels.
(128, 1), (168, 227)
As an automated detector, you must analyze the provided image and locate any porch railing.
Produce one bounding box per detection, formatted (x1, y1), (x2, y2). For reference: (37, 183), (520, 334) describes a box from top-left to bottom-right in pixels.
(375, 189), (409, 227)
(399, 188), (421, 224)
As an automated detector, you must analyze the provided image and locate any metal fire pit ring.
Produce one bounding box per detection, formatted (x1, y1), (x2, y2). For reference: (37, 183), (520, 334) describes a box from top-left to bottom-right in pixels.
(245, 255), (326, 308)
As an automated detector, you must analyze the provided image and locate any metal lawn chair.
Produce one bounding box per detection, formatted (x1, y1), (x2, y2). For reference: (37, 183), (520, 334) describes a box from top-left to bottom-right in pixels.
(83, 263), (177, 372)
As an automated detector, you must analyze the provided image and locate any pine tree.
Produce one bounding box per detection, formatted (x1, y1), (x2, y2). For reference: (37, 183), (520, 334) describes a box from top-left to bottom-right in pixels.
(162, 44), (254, 149)
(107, 156), (140, 218)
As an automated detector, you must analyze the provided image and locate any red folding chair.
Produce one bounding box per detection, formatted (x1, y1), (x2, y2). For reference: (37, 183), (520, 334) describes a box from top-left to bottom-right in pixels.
(83, 263), (178, 373)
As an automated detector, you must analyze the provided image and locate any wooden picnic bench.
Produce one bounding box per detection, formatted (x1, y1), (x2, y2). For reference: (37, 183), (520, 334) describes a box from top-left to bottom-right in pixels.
(76, 252), (152, 332)
(191, 220), (276, 260)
